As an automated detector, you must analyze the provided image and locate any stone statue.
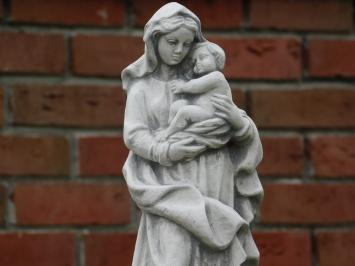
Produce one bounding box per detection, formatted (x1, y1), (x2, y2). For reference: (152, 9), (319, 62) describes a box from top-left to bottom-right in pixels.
(122, 2), (263, 265)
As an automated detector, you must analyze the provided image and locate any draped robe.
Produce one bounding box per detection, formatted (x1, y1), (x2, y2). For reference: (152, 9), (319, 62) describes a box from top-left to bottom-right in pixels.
(123, 76), (263, 266)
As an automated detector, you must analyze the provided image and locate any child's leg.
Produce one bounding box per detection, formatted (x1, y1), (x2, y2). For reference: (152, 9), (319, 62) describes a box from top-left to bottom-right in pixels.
(155, 99), (190, 142)
(169, 99), (189, 124)
(165, 105), (212, 137)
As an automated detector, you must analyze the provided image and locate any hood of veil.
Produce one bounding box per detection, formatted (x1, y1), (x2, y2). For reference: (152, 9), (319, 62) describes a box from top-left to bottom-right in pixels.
(121, 2), (205, 92)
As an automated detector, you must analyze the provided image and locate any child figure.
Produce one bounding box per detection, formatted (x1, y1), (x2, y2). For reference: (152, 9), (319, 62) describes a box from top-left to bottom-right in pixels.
(156, 41), (233, 141)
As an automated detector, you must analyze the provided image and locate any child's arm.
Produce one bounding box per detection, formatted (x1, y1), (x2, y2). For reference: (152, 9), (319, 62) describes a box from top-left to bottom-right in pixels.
(184, 71), (228, 94)
(168, 71), (228, 95)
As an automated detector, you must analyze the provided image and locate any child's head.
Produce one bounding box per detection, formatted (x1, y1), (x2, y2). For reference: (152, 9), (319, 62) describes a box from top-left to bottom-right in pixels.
(191, 41), (225, 75)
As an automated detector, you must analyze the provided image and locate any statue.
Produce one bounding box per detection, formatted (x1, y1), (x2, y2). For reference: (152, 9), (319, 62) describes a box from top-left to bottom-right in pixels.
(122, 2), (263, 265)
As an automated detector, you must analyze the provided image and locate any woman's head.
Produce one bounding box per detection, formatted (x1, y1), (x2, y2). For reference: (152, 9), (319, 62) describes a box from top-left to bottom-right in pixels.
(145, 15), (199, 66)
(122, 2), (205, 91)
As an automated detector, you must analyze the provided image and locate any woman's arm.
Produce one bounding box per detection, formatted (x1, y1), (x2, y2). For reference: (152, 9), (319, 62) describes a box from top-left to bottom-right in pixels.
(124, 86), (171, 165)
(124, 85), (206, 165)
(211, 93), (254, 142)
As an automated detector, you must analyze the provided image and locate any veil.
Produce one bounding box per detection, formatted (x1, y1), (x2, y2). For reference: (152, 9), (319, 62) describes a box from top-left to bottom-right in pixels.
(121, 2), (206, 92)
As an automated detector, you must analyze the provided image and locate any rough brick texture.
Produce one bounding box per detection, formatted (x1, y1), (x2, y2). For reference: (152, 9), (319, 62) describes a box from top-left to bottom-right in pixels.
(250, 0), (353, 31)
(85, 233), (136, 266)
(0, 135), (69, 176)
(251, 89), (355, 128)
(14, 183), (130, 225)
(0, 1), (354, 265)
(73, 35), (144, 76)
(12, 0), (124, 26)
(231, 89), (245, 109)
(0, 32), (65, 74)
(0, 186), (5, 225)
(258, 136), (304, 176)
(134, 0), (242, 29)
(316, 230), (355, 266)
(311, 136), (355, 177)
(308, 39), (355, 78)
(79, 136), (128, 176)
(0, 1), (3, 19)
(12, 85), (125, 127)
(0, 88), (3, 127)
(261, 184), (355, 224)
(210, 37), (301, 79)
(254, 231), (312, 266)
(0, 233), (75, 266)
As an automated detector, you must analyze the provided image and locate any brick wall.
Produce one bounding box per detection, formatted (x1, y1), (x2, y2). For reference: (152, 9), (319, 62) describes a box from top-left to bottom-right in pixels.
(0, 1), (354, 265)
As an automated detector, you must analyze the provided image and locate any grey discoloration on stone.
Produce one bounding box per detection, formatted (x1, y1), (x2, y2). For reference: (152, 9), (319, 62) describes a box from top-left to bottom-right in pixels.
(122, 2), (263, 265)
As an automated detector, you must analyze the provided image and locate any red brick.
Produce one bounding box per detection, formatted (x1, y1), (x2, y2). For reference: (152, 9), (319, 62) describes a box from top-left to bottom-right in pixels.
(0, 233), (75, 266)
(15, 183), (130, 225)
(79, 136), (128, 176)
(316, 230), (355, 266)
(231, 89), (246, 110)
(12, 85), (125, 128)
(258, 136), (303, 176)
(210, 37), (301, 79)
(308, 39), (355, 78)
(310, 136), (355, 177)
(85, 233), (136, 266)
(0, 135), (69, 176)
(12, 0), (124, 26)
(0, 32), (65, 74)
(134, 0), (242, 29)
(0, 186), (5, 225)
(250, 0), (352, 31)
(0, 1), (3, 19)
(72, 35), (143, 77)
(254, 231), (311, 266)
(261, 184), (355, 224)
(251, 89), (355, 128)
(0, 88), (3, 127)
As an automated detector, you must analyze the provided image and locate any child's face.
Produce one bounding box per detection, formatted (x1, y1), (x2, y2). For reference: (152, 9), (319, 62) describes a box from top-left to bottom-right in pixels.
(192, 46), (217, 75)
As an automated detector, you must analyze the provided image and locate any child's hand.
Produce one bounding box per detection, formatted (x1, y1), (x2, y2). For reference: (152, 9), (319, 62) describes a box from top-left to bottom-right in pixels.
(167, 80), (186, 94)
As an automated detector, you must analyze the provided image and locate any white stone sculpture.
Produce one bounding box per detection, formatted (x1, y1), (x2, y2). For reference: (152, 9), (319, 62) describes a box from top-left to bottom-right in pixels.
(122, 2), (263, 265)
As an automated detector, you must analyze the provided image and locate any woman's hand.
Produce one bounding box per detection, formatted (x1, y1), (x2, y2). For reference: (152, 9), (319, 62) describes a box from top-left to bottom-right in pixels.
(168, 137), (206, 162)
(211, 93), (248, 130)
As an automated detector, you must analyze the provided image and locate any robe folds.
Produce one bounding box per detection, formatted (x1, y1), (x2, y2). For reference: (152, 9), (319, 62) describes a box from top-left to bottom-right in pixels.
(123, 77), (263, 266)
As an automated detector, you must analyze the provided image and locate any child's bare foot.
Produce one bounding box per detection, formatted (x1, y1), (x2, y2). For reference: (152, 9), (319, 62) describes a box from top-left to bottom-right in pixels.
(154, 129), (169, 142)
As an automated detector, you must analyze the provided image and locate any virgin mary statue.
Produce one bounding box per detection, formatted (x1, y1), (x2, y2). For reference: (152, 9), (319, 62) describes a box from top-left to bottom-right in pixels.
(122, 2), (263, 265)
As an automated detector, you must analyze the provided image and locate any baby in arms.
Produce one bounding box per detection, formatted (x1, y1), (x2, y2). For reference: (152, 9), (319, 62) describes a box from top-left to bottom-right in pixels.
(156, 41), (233, 141)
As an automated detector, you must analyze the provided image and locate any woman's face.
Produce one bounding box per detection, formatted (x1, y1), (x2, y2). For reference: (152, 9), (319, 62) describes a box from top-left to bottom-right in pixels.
(157, 27), (195, 66)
